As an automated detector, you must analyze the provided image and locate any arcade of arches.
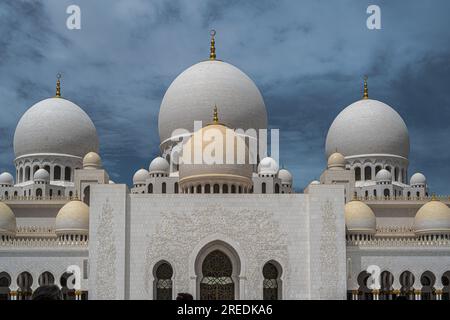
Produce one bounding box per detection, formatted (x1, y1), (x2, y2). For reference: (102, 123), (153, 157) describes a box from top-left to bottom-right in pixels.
(351, 270), (450, 300)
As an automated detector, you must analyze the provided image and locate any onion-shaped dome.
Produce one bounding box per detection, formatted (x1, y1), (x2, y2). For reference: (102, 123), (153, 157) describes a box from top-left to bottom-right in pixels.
(0, 202), (16, 236)
(33, 169), (50, 182)
(414, 198), (450, 236)
(257, 157), (279, 176)
(133, 168), (149, 185)
(149, 157), (170, 176)
(376, 169), (392, 182)
(179, 109), (253, 191)
(55, 201), (89, 236)
(14, 97), (99, 159)
(344, 200), (376, 235)
(410, 172), (426, 187)
(0, 172), (14, 186)
(83, 152), (102, 169)
(327, 152), (346, 170)
(278, 169), (293, 186)
(325, 80), (409, 161)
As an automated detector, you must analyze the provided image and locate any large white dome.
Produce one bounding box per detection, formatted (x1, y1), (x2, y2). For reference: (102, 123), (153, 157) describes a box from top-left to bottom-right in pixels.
(14, 98), (99, 158)
(158, 60), (267, 144)
(325, 99), (409, 160)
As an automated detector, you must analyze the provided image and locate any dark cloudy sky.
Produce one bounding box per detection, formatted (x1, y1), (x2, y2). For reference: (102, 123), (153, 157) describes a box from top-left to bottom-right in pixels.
(0, 0), (449, 193)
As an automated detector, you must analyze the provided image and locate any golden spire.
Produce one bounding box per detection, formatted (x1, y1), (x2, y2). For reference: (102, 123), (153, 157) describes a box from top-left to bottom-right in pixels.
(431, 193), (437, 201)
(55, 73), (61, 98)
(363, 75), (369, 100)
(209, 29), (216, 60)
(213, 105), (219, 123)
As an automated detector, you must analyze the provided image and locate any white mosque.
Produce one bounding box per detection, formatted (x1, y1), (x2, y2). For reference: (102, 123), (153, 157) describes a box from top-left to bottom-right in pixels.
(0, 32), (449, 300)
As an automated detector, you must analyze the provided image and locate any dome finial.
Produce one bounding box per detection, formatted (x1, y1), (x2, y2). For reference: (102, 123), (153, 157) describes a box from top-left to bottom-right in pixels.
(213, 105), (219, 123)
(209, 29), (216, 60)
(55, 73), (62, 98)
(431, 193), (437, 201)
(363, 75), (369, 100)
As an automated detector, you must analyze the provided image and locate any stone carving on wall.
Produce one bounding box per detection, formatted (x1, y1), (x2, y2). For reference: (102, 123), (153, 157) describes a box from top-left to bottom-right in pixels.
(95, 198), (117, 299)
(319, 199), (340, 298)
(144, 205), (289, 300)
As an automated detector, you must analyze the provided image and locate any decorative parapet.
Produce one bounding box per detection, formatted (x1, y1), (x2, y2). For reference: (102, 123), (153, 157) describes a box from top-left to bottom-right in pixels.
(16, 226), (56, 236)
(347, 237), (450, 248)
(0, 195), (77, 201)
(0, 237), (88, 248)
(355, 195), (450, 202)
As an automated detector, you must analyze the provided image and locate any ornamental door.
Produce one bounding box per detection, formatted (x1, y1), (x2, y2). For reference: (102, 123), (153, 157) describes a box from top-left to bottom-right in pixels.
(200, 250), (234, 300)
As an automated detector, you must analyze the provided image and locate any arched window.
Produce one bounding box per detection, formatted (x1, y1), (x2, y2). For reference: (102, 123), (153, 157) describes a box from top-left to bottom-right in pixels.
(407, 191), (411, 198)
(420, 271), (436, 300)
(44, 165), (50, 176)
(213, 184), (220, 194)
(65, 167), (71, 181)
(200, 250), (234, 300)
(83, 186), (90, 205)
(400, 271), (415, 299)
(17, 272), (33, 300)
(19, 168), (23, 183)
(69, 191), (73, 198)
(190, 186), (194, 194)
(385, 166), (391, 172)
(375, 165), (382, 175)
(162, 182), (166, 194)
(54, 166), (61, 180)
(231, 185), (236, 194)
(364, 190), (369, 199)
(38, 272), (55, 287)
(262, 183), (266, 194)
(354, 167), (361, 181)
(380, 271), (394, 300)
(416, 191), (420, 198)
(25, 167), (31, 181)
(60, 272), (75, 300)
(32, 165), (40, 178)
(174, 183), (179, 194)
(238, 186), (242, 193)
(394, 167), (399, 182)
(196, 185), (202, 194)
(275, 184), (280, 194)
(384, 189), (390, 197)
(36, 188), (43, 198)
(441, 271), (450, 300)
(357, 271), (373, 300)
(49, 189), (53, 198)
(0, 272), (11, 301)
(57, 190), (61, 196)
(223, 184), (229, 194)
(364, 166), (371, 180)
(205, 184), (211, 193)
(148, 183), (153, 194)
(373, 189), (377, 197)
(154, 262), (173, 300)
(263, 261), (281, 300)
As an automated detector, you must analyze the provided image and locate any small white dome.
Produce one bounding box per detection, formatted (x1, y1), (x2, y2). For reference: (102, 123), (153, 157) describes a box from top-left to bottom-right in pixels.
(327, 152), (346, 170)
(310, 180), (320, 185)
(258, 157), (279, 176)
(55, 201), (89, 235)
(149, 157), (170, 175)
(14, 97), (99, 158)
(108, 180), (115, 184)
(376, 169), (392, 182)
(410, 172), (426, 186)
(83, 152), (102, 169)
(0, 172), (14, 186)
(33, 169), (50, 181)
(278, 169), (293, 185)
(344, 200), (376, 235)
(414, 199), (450, 236)
(133, 169), (149, 185)
(0, 202), (16, 236)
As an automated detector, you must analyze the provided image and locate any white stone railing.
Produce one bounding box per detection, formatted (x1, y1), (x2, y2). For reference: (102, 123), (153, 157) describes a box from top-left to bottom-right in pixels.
(0, 195), (77, 201)
(0, 238), (88, 248)
(356, 195), (450, 202)
(347, 238), (450, 248)
(16, 226), (55, 235)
